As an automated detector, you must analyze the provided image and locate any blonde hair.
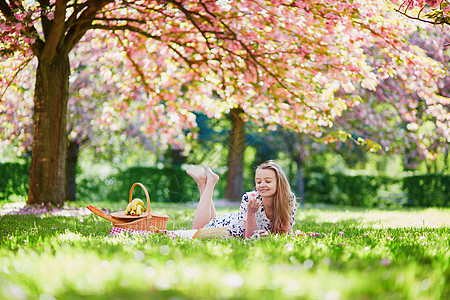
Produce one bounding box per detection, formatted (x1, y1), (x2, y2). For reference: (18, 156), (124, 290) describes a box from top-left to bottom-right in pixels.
(256, 160), (293, 234)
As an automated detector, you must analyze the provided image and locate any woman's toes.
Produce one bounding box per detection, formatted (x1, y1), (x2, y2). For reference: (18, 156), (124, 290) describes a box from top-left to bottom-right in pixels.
(187, 166), (206, 180)
(204, 166), (219, 183)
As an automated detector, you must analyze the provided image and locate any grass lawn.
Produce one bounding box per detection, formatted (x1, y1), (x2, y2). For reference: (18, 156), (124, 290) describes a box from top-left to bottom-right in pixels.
(0, 202), (449, 300)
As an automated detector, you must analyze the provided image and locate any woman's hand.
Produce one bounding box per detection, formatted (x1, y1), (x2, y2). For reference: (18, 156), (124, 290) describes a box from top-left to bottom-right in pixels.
(245, 193), (259, 238)
(247, 194), (260, 214)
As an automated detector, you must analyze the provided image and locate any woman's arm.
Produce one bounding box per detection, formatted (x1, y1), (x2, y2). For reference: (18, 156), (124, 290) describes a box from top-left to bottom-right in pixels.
(245, 196), (260, 238)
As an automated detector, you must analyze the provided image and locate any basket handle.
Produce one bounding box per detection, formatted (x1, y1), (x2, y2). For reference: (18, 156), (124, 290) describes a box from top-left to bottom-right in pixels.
(129, 182), (151, 217)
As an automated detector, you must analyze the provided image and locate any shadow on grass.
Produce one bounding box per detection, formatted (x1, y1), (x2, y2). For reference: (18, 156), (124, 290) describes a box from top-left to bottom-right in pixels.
(58, 287), (286, 300)
(0, 214), (112, 242)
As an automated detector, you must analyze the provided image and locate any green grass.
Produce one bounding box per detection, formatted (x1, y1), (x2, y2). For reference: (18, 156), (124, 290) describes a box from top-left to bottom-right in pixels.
(0, 203), (449, 300)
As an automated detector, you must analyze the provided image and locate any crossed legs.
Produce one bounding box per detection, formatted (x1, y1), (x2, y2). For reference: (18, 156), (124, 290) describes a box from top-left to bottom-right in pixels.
(187, 166), (219, 229)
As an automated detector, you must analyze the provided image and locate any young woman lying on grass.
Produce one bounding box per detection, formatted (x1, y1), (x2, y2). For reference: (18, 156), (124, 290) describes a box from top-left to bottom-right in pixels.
(187, 160), (298, 238)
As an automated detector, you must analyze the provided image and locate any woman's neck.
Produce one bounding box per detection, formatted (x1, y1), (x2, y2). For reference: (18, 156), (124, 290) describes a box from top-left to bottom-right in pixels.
(261, 196), (273, 207)
(261, 196), (273, 217)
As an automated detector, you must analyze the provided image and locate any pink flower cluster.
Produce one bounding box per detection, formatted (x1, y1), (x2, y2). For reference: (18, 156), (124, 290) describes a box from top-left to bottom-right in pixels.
(4, 203), (93, 217)
(12, 203), (56, 216)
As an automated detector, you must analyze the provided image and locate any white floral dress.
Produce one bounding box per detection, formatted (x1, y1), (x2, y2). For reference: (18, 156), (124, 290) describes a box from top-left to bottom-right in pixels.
(204, 191), (298, 237)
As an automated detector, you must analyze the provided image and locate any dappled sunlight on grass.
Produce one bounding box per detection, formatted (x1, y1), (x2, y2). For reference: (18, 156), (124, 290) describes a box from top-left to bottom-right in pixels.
(0, 204), (448, 299)
(296, 205), (450, 229)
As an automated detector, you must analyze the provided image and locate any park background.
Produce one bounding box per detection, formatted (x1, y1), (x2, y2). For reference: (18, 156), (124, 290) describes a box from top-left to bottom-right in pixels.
(1, 124), (449, 208)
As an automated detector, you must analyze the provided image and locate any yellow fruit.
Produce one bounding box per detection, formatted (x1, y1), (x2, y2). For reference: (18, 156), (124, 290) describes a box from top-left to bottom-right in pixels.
(124, 198), (146, 215)
(130, 198), (145, 211)
(125, 202), (133, 215)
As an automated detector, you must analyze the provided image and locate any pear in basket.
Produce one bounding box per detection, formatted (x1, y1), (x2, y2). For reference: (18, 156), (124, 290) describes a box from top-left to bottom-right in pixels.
(125, 198), (147, 216)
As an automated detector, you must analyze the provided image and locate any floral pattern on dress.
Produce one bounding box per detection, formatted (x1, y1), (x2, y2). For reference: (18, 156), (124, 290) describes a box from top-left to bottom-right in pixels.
(204, 191), (298, 237)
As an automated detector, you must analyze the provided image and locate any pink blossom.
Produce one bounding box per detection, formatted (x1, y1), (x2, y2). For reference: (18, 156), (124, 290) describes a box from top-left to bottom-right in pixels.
(425, 0), (440, 8)
(307, 232), (322, 237)
(14, 12), (26, 21)
(380, 258), (391, 266)
(407, 123), (419, 131)
(24, 36), (36, 44)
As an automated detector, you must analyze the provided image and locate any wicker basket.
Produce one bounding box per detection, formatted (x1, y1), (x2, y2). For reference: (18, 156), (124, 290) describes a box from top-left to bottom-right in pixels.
(113, 183), (169, 231)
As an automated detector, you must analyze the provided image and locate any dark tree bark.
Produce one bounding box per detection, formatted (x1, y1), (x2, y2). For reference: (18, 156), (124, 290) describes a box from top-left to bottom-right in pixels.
(445, 148), (450, 173)
(65, 140), (80, 202)
(225, 107), (246, 201)
(294, 155), (305, 205)
(28, 54), (70, 206)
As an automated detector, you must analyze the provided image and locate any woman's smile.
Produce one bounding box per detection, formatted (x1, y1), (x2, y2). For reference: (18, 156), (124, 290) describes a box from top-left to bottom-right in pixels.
(255, 168), (277, 199)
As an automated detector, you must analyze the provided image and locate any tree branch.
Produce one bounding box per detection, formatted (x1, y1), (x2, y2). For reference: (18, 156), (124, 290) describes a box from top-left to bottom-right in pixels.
(113, 32), (157, 95)
(0, 0), (14, 18)
(90, 23), (162, 40)
(37, 0), (50, 7)
(65, 0), (92, 29)
(41, 0), (68, 60)
(64, 0), (114, 55)
(168, 0), (216, 51)
(92, 17), (147, 24)
(0, 53), (33, 102)
(394, 8), (447, 25)
(167, 0), (316, 110)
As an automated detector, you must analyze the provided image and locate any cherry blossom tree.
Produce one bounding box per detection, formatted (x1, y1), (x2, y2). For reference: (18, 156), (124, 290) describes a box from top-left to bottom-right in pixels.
(333, 23), (449, 170)
(1, 0), (447, 205)
(394, 0), (450, 27)
(1, 30), (196, 201)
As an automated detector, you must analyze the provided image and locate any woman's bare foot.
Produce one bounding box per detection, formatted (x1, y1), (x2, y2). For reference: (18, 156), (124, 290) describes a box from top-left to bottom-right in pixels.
(187, 166), (207, 190)
(204, 166), (219, 185)
(191, 166), (218, 229)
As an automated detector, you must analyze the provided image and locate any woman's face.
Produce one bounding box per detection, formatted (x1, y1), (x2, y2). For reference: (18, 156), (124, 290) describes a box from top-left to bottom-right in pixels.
(255, 168), (277, 199)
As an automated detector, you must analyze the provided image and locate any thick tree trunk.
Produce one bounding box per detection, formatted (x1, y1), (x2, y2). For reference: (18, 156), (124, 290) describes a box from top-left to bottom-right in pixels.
(225, 107), (246, 201)
(65, 140), (80, 202)
(28, 54), (69, 206)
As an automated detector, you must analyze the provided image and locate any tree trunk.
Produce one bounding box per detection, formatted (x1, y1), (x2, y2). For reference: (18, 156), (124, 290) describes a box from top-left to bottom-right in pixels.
(169, 148), (187, 168)
(445, 148), (450, 173)
(225, 107), (246, 201)
(168, 148), (187, 202)
(65, 140), (80, 202)
(28, 54), (69, 206)
(295, 155), (305, 205)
